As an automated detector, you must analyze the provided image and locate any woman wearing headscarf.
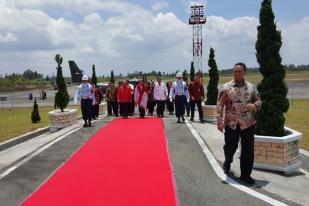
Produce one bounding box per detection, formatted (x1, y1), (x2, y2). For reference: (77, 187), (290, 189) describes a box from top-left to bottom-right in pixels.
(134, 80), (148, 118)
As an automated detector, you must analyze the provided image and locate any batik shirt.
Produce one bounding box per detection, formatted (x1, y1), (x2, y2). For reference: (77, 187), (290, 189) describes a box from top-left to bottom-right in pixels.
(216, 80), (262, 130)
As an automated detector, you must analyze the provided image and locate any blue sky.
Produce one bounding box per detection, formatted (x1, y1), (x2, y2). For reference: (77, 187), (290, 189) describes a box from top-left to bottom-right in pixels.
(126, 0), (309, 23)
(0, 0), (308, 76)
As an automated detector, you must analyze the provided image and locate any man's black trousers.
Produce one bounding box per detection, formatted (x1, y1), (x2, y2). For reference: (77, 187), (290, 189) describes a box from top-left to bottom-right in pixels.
(156, 100), (166, 115)
(190, 100), (203, 120)
(81, 99), (92, 121)
(224, 124), (255, 178)
(119, 102), (129, 117)
(107, 101), (118, 116)
(147, 101), (155, 114)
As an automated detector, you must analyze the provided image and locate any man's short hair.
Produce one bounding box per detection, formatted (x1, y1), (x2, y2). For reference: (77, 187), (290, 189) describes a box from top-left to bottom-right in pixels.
(234, 62), (247, 72)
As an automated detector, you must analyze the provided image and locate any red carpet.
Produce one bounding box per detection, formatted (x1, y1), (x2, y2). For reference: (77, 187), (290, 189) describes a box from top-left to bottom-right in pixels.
(21, 118), (177, 206)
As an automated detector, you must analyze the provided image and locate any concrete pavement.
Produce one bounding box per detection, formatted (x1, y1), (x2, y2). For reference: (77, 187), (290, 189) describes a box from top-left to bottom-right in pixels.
(0, 113), (308, 205)
(0, 116), (111, 205)
(164, 118), (271, 206)
(189, 112), (309, 206)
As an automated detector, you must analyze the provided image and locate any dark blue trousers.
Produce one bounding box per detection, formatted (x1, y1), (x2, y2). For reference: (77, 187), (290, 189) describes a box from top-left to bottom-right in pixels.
(175, 95), (186, 118)
(81, 99), (92, 121)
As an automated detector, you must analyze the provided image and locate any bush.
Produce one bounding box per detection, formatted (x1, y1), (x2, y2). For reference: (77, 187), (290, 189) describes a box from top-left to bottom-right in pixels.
(91, 64), (98, 86)
(54, 54), (69, 112)
(206, 48), (219, 105)
(110, 70), (115, 84)
(31, 98), (41, 123)
(190, 61), (195, 81)
(255, 0), (289, 136)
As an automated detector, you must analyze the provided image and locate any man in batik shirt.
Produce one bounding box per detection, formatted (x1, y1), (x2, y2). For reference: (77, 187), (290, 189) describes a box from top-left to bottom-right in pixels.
(217, 62), (262, 185)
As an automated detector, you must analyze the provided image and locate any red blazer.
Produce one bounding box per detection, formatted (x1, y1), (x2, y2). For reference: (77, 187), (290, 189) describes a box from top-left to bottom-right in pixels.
(117, 85), (131, 103)
(188, 81), (205, 101)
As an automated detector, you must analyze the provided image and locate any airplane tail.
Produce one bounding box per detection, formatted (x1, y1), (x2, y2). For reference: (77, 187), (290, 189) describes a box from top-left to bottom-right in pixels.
(69, 60), (83, 83)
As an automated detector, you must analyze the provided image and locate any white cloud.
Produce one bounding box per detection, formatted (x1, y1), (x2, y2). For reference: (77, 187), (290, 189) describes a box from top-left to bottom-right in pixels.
(0, 0), (308, 77)
(152, 1), (169, 13)
(0, 32), (18, 43)
(204, 16), (259, 69)
(280, 17), (309, 65)
(10, 0), (133, 15)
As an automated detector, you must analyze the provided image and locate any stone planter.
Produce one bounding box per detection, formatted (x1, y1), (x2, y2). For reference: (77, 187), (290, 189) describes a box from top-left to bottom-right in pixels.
(254, 127), (302, 174)
(99, 102), (107, 115)
(202, 105), (217, 124)
(48, 109), (77, 132)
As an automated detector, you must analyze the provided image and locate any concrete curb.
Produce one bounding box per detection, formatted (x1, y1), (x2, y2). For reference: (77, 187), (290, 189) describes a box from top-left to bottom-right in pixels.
(0, 115), (83, 152)
(0, 127), (49, 152)
(300, 149), (309, 157)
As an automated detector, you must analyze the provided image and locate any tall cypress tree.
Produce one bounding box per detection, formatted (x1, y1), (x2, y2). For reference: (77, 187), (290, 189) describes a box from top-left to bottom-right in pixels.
(182, 69), (188, 81)
(54, 54), (69, 112)
(31, 98), (41, 123)
(206, 48), (219, 105)
(110, 70), (115, 84)
(190, 61), (195, 81)
(255, 0), (289, 136)
(91, 64), (97, 86)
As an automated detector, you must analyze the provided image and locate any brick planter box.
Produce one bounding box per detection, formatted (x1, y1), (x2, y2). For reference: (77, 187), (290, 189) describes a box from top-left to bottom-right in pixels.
(254, 127), (302, 174)
(202, 105), (217, 124)
(99, 102), (107, 115)
(48, 109), (77, 132)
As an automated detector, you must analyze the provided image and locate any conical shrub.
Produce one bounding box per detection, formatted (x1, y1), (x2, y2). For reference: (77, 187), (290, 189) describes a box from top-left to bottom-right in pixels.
(31, 98), (41, 123)
(255, 0), (289, 136)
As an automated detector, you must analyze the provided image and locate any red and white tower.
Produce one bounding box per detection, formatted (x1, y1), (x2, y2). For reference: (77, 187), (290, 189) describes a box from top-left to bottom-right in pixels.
(189, 2), (206, 76)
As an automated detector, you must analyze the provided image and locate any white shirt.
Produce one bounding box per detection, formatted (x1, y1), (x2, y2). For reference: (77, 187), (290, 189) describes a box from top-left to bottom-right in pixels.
(169, 80), (189, 100)
(74, 83), (95, 104)
(129, 83), (134, 94)
(154, 82), (167, 101)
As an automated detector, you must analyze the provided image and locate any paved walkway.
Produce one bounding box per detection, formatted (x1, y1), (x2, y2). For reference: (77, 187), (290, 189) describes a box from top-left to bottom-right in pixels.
(190, 112), (309, 206)
(0, 114), (308, 205)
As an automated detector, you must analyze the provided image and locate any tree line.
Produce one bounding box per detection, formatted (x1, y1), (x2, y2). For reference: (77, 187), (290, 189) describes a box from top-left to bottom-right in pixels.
(219, 64), (309, 74)
(1, 63), (308, 82)
(0, 69), (44, 80)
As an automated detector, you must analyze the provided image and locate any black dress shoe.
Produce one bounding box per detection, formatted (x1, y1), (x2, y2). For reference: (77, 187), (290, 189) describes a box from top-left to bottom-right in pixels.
(223, 161), (231, 174)
(177, 119), (181, 123)
(182, 116), (185, 121)
(83, 124), (88, 127)
(240, 176), (255, 185)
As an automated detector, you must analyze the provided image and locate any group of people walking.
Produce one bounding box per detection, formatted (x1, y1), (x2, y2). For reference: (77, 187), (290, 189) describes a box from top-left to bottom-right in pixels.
(74, 62), (262, 185)
(74, 72), (206, 123)
(104, 72), (205, 122)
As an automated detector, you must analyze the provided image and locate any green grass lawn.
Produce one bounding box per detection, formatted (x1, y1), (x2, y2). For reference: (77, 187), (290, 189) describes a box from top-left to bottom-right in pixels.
(118, 71), (309, 84)
(0, 105), (81, 143)
(0, 99), (308, 151)
(285, 99), (309, 150)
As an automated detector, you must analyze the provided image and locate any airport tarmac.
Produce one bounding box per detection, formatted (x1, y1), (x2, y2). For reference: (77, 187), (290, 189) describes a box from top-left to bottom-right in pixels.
(0, 80), (308, 108)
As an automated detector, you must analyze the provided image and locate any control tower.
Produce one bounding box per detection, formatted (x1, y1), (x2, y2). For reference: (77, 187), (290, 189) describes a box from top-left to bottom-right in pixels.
(189, 1), (207, 77)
